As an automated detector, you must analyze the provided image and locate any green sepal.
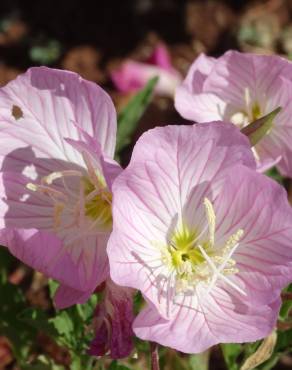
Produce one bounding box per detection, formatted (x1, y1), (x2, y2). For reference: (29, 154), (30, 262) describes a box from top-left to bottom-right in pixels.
(241, 107), (281, 146)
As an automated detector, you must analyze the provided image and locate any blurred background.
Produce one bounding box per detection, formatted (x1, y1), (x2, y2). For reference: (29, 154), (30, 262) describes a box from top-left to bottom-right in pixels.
(2, 0), (292, 161)
(0, 0), (292, 369)
(1, 0), (292, 146)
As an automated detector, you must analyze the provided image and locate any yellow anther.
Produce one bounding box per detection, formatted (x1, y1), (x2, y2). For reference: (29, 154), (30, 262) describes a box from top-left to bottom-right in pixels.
(223, 267), (239, 275)
(43, 171), (63, 184)
(42, 170), (83, 185)
(224, 229), (244, 253)
(26, 183), (38, 192)
(204, 197), (216, 247)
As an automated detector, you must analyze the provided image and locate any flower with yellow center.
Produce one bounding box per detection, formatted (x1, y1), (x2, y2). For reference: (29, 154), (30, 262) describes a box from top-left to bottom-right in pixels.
(0, 66), (120, 309)
(161, 198), (245, 297)
(108, 123), (292, 353)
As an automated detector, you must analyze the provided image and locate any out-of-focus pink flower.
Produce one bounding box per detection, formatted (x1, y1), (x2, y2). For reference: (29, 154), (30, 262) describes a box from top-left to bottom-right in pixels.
(175, 51), (292, 175)
(89, 279), (134, 359)
(108, 122), (292, 353)
(111, 43), (182, 97)
(0, 67), (121, 308)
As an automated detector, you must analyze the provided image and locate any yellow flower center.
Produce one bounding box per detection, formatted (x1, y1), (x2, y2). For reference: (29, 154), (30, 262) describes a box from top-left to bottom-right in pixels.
(83, 177), (112, 229)
(161, 198), (245, 296)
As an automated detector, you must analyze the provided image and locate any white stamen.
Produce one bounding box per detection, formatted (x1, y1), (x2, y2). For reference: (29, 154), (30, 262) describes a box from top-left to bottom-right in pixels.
(207, 241), (240, 294)
(204, 198), (216, 247)
(82, 151), (102, 189)
(162, 201), (246, 298)
(244, 87), (252, 120)
(26, 182), (38, 192)
(252, 147), (260, 162)
(197, 244), (246, 296)
(26, 183), (66, 200)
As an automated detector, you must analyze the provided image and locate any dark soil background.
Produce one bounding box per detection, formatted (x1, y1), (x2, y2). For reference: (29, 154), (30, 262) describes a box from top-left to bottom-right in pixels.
(0, 1), (292, 369)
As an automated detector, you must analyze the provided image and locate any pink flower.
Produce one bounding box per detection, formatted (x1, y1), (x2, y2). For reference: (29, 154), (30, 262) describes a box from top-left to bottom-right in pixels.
(175, 51), (292, 174)
(108, 122), (292, 353)
(89, 279), (134, 359)
(0, 67), (121, 308)
(111, 43), (182, 97)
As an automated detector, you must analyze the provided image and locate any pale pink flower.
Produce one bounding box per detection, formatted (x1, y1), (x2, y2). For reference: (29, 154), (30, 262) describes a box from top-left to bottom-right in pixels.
(89, 279), (134, 359)
(111, 43), (182, 97)
(0, 67), (121, 308)
(175, 51), (292, 174)
(108, 122), (292, 353)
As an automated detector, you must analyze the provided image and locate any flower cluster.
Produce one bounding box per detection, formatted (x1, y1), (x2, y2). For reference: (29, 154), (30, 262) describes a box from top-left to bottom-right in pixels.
(1, 51), (292, 358)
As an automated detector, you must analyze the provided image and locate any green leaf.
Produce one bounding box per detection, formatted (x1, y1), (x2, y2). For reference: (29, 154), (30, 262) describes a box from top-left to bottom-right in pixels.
(0, 281), (35, 362)
(18, 307), (58, 337)
(116, 76), (158, 153)
(279, 284), (292, 320)
(22, 355), (65, 370)
(221, 343), (242, 370)
(275, 329), (292, 352)
(50, 311), (74, 342)
(48, 294), (97, 352)
(189, 350), (210, 370)
(241, 107), (281, 147)
(0, 246), (15, 283)
(265, 167), (283, 185)
(74, 294), (98, 322)
(30, 40), (61, 65)
(108, 361), (132, 370)
(48, 279), (59, 297)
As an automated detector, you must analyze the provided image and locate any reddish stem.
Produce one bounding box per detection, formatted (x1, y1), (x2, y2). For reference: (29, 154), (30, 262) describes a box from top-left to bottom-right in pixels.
(282, 292), (292, 301)
(150, 342), (160, 370)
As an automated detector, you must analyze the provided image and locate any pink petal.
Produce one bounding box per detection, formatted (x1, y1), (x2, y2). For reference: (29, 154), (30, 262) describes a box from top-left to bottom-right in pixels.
(108, 123), (255, 318)
(175, 50), (292, 123)
(0, 227), (109, 295)
(175, 53), (223, 121)
(134, 291), (280, 353)
(65, 137), (122, 191)
(175, 51), (292, 174)
(0, 172), (104, 295)
(147, 43), (173, 70)
(215, 165), (292, 305)
(0, 171), (110, 294)
(111, 60), (181, 97)
(174, 88), (227, 122)
(203, 51), (292, 108)
(0, 171), (53, 230)
(54, 284), (93, 309)
(255, 78), (292, 177)
(177, 53), (215, 95)
(0, 67), (117, 179)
